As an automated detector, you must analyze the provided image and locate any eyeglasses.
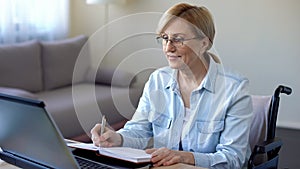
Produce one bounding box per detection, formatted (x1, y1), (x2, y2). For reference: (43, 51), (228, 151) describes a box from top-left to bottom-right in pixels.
(156, 34), (202, 48)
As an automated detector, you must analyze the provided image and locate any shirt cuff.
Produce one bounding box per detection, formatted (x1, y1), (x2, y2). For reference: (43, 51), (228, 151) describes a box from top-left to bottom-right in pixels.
(117, 131), (148, 149)
(118, 133), (135, 147)
(193, 152), (211, 168)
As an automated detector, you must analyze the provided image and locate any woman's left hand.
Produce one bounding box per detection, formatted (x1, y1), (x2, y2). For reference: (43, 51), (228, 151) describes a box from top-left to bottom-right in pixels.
(145, 147), (195, 167)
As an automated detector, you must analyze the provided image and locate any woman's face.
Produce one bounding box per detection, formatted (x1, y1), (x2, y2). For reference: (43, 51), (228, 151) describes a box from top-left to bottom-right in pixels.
(161, 19), (207, 70)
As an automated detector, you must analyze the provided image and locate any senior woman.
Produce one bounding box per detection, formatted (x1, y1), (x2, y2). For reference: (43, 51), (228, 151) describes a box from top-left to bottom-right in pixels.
(91, 3), (252, 169)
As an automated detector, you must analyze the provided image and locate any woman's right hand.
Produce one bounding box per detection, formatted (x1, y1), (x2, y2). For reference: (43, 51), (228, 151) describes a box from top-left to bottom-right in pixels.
(90, 123), (123, 147)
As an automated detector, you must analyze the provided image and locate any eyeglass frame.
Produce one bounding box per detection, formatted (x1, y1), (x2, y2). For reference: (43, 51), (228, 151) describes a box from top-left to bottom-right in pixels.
(156, 34), (203, 48)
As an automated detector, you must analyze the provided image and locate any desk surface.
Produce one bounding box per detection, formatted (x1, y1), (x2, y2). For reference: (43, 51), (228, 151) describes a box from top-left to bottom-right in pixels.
(0, 160), (18, 169)
(0, 160), (205, 169)
(152, 163), (206, 169)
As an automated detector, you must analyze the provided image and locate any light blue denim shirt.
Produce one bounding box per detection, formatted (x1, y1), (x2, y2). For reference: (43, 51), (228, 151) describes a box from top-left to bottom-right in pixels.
(118, 58), (253, 169)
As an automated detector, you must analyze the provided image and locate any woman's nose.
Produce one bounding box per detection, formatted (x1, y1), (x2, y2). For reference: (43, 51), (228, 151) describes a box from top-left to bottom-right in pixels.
(164, 40), (176, 52)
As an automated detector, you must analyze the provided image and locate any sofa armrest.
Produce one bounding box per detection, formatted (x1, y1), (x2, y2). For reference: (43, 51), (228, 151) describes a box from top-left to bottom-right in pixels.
(87, 68), (136, 87)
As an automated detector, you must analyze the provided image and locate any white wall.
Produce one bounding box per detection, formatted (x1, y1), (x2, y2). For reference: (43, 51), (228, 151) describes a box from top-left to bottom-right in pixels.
(70, 0), (300, 129)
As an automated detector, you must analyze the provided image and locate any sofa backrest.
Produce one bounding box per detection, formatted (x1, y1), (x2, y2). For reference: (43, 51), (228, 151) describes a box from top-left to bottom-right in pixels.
(0, 35), (88, 93)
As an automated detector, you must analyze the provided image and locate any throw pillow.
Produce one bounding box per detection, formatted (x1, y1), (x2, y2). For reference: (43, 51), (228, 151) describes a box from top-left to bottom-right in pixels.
(41, 35), (88, 90)
(0, 40), (43, 92)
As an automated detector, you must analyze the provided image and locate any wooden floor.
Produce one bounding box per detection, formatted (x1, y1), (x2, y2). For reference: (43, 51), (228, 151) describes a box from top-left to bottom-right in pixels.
(276, 127), (300, 169)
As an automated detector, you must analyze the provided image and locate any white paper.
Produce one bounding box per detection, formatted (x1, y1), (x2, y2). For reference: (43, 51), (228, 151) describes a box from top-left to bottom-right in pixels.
(66, 142), (98, 151)
(98, 147), (151, 163)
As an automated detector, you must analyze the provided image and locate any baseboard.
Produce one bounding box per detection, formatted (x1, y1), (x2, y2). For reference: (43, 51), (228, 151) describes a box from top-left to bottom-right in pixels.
(277, 121), (300, 130)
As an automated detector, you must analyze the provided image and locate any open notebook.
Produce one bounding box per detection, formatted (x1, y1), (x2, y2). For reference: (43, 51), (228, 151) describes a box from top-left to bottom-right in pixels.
(67, 141), (151, 163)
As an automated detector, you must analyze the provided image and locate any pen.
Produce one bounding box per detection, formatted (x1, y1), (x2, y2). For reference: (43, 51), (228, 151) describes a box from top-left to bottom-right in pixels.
(100, 115), (106, 136)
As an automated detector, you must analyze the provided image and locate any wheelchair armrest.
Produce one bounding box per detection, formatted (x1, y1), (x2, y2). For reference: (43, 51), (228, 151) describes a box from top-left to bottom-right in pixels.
(253, 137), (282, 154)
(248, 137), (283, 168)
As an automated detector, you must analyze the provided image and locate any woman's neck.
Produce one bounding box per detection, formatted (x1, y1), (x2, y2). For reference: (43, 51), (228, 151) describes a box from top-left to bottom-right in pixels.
(178, 57), (208, 87)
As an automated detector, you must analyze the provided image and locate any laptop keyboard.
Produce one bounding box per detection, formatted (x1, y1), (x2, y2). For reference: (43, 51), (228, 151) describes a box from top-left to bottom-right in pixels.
(75, 156), (115, 169)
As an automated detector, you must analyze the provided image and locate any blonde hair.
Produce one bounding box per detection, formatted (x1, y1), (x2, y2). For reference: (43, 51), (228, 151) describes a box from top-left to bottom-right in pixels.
(157, 3), (220, 63)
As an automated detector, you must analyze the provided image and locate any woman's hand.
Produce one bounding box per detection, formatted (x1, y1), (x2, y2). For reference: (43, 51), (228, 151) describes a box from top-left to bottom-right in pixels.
(145, 147), (195, 167)
(90, 123), (122, 147)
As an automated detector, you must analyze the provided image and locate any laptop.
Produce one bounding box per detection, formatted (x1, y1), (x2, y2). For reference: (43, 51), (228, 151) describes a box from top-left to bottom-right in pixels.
(0, 93), (148, 169)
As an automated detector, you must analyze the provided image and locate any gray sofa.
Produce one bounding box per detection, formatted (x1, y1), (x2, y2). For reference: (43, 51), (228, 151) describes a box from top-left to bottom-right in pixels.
(0, 35), (145, 142)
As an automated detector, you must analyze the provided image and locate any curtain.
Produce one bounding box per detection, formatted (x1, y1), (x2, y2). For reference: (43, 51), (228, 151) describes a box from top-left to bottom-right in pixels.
(0, 0), (69, 44)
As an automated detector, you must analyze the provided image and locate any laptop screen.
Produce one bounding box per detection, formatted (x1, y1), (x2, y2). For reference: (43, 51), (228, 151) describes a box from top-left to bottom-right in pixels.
(0, 94), (79, 168)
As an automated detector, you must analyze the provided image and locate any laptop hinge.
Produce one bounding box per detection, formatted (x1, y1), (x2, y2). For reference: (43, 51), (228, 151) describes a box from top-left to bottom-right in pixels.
(0, 149), (50, 169)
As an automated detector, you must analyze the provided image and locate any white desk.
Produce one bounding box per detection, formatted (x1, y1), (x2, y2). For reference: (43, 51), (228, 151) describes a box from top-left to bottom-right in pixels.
(0, 159), (206, 169)
(152, 163), (206, 169)
(0, 159), (19, 169)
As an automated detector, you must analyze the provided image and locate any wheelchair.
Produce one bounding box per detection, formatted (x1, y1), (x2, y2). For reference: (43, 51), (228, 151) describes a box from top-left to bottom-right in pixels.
(248, 85), (292, 169)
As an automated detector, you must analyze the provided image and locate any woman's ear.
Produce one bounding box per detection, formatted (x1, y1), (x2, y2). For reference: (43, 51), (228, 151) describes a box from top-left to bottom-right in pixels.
(199, 37), (210, 55)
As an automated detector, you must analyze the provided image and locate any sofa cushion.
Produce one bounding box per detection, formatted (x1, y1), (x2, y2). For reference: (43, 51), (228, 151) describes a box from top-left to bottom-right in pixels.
(41, 35), (88, 90)
(0, 40), (43, 92)
(36, 83), (142, 138)
(0, 87), (38, 99)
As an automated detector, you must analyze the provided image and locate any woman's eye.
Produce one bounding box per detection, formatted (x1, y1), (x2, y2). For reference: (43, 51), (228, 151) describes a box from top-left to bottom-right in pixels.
(173, 37), (184, 42)
(161, 35), (168, 39)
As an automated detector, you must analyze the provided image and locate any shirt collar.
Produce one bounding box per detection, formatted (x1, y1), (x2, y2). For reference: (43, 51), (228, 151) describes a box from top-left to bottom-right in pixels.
(165, 69), (178, 91)
(199, 57), (218, 93)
